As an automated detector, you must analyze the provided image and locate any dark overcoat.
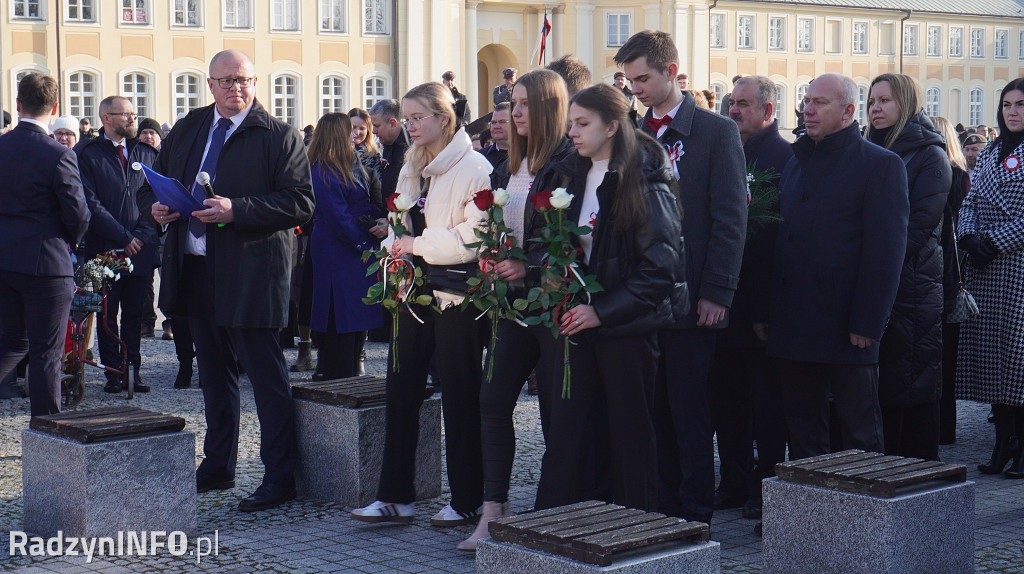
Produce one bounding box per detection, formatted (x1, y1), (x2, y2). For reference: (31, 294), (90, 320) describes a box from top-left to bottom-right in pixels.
(139, 100), (315, 328)
(876, 113), (951, 407)
(639, 91), (748, 329)
(767, 122), (909, 365)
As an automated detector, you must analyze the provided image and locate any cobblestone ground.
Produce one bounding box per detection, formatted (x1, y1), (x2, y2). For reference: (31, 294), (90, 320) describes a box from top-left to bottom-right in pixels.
(0, 328), (1021, 572)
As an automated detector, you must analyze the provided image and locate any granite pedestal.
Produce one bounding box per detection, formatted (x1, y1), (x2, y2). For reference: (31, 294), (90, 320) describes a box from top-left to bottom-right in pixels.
(476, 538), (720, 574)
(761, 477), (975, 574)
(22, 429), (197, 538)
(294, 396), (441, 508)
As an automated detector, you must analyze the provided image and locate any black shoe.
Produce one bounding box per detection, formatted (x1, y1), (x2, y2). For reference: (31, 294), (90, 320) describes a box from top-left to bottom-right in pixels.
(104, 379), (122, 393)
(196, 473), (236, 493)
(162, 320), (174, 341)
(526, 373), (538, 395)
(132, 367), (150, 393)
(742, 499), (762, 519)
(174, 366), (193, 389)
(237, 482), (297, 512)
(140, 326), (155, 338)
(713, 490), (747, 510)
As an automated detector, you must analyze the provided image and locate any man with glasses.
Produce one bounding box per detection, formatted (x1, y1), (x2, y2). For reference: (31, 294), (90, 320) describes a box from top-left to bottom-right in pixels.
(143, 49), (314, 513)
(369, 99), (409, 199)
(76, 96), (159, 394)
(50, 115), (79, 149)
(481, 102), (510, 168)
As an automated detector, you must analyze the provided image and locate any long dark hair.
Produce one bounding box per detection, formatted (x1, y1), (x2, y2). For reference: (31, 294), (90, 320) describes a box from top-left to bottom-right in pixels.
(308, 113), (356, 185)
(569, 83), (648, 228)
(997, 77), (1024, 136)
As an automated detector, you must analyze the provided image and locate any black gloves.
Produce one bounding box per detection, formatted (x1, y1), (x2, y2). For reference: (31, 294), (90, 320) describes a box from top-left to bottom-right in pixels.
(960, 234), (999, 270)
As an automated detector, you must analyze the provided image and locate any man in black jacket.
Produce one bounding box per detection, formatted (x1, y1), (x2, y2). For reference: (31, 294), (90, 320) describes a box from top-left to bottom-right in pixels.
(78, 95), (159, 393)
(144, 49), (315, 513)
(711, 76), (792, 519)
(370, 99), (410, 199)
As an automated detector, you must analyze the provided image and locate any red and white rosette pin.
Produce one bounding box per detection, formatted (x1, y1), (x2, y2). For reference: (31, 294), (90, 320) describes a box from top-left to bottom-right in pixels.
(1005, 155), (1021, 171)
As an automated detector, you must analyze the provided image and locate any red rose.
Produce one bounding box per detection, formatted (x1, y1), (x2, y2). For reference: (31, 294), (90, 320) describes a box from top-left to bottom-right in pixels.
(473, 188), (494, 211)
(529, 189), (554, 211)
(385, 193), (400, 212)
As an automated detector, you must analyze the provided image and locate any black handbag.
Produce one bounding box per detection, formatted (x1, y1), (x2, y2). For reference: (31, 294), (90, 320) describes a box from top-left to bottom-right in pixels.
(947, 220), (979, 324)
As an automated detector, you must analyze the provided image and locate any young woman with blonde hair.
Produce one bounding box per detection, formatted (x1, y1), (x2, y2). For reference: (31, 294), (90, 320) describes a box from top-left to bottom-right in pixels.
(352, 82), (491, 530)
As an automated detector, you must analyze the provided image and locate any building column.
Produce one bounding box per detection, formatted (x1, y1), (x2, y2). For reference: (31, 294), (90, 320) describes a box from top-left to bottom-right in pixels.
(552, 5), (566, 60)
(465, 0), (481, 116)
(576, 4), (595, 73)
(690, 3), (710, 90)
(644, 3), (662, 31)
(672, 2), (691, 79)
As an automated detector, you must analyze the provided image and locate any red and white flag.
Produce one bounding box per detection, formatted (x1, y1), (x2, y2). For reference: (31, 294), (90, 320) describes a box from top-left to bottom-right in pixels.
(530, 12), (552, 66)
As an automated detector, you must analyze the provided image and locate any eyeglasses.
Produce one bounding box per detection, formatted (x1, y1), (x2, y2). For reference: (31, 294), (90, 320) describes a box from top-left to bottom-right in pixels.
(401, 113), (440, 128)
(105, 112), (137, 120)
(212, 76), (255, 89)
(489, 120), (510, 126)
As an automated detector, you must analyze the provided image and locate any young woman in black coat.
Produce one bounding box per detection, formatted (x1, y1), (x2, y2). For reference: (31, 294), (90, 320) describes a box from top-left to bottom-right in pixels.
(558, 84), (686, 511)
(865, 73), (952, 461)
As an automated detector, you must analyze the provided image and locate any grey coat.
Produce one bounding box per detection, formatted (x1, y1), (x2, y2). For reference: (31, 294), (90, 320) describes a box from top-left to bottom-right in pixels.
(640, 91), (748, 329)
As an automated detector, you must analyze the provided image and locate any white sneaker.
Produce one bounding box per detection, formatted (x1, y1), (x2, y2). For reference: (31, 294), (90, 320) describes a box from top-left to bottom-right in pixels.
(430, 503), (482, 527)
(351, 500), (415, 524)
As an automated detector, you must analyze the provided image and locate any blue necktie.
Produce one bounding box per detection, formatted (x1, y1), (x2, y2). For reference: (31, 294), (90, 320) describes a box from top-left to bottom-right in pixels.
(189, 117), (233, 238)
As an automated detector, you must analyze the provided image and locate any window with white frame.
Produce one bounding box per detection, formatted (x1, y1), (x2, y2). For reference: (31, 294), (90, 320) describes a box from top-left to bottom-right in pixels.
(852, 21), (868, 54)
(879, 22), (895, 55)
(67, 0), (95, 22)
(710, 13), (725, 48)
(768, 17), (785, 51)
(224, 0), (250, 28)
(68, 71), (98, 125)
(365, 76), (388, 109)
(607, 13), (630, 47)
(364, 0), (388, 35)
(969, 87), (983, 126)
(995, 29), (1008, 59)
(272, 0), (298, 31)
(797, 18), (813, 52)
(774, 84), (785, 124)
(970, 28), (984, 58)
(856, 85), (868, 126)
(321, 0), (345, 32)
(13, 0), (42, 19)
(173, 0), (200, 26)
(737, 15), (754, 49)
(925, 86), (941, 117)
(321, 76), (346, 115)
(273, 75), (299, 127)
(796, 84), (809, 111)
(904, 24), (918, 56)
(927, 26), (941, 56)
(121, 0), (149, 24)
(173, 73), (202, 118)
(122, 73), (150, 119)
(711, 82), (726, 113)
(949, 27), (963, 57)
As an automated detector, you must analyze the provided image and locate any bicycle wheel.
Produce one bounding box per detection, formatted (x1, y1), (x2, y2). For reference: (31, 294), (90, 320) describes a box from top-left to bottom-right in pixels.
(61, 364), (86, 409)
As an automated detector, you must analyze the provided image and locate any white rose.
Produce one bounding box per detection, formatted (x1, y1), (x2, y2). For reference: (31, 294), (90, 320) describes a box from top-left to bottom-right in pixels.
(104, 268), (115, 278)
(493, 188), (510, 207)
(549, 187), (573, 210)
(393, 194), (416, 212)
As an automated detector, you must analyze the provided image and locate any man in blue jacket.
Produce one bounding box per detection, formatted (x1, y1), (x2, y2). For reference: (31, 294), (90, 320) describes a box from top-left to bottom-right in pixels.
(766, 73), (910, 460)
(0, 73), (90, 416)
(77, 95), (159, 393)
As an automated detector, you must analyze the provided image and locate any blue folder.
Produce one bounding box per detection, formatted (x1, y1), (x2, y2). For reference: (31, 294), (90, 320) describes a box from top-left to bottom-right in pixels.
(141, 164), (205, 215)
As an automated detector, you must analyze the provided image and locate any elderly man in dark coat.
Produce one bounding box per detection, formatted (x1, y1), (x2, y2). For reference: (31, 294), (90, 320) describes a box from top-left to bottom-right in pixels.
(766, 73), (909, 460)
(143, 49), (315, 512)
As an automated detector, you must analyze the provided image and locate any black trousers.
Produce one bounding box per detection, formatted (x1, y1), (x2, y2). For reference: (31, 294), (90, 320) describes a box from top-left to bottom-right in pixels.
(570, 332), (659, 511)
(779, 359), (884, 460)
(653, 329), (717, 523)
(97, 274), (148, 374)
(0, 271), (73, 416)
(939, 322), (960, 444)
(377, 303), (483, 513)
(480, 320), (604, 508)
(882, 401), (940, 461)
(142, 268), (156, 331)
(710, 345), (787, 502)
(182, 255), (296, 486)
(170, 314), (195, 366)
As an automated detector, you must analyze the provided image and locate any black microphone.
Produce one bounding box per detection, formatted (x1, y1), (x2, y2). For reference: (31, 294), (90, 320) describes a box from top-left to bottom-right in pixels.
(196, 171), (216, 199)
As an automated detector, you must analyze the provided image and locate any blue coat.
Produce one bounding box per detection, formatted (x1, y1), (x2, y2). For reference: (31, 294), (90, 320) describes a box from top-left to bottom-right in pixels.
(767, 122), (909, 365)
(309, 162), (384, 334)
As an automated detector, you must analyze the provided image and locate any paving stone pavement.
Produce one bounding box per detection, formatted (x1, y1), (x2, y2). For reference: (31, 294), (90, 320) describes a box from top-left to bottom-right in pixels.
(0, 329), (1021, 573)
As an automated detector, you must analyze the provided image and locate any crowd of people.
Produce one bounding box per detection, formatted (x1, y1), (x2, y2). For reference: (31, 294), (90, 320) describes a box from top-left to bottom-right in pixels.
(1, 28), (1023, 553)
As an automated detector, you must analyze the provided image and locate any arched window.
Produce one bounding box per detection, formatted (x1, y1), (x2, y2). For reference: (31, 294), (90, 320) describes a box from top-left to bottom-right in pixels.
(774, 83), (786, 124)
(68, 71), (99, 125)
(173, 72), (203, 119)
(122, 72), (151, 119)
(273, 74), (299, 127)
(364, 76), (388, 109)
(321, 75), (346, 115)
(925, 86), (941, 118)
(710, 82), (727, 114)
(969, 87), (984, 127)
(856, 85), (869, 126)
